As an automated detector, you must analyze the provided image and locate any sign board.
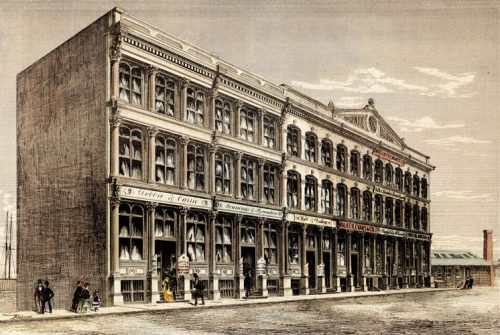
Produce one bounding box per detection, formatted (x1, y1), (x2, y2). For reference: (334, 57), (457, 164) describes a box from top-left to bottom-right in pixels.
(119, 186), (212, 209)
(216, 201), (282, 219)
(378, 227), (431, 241)
(374, 186), (405, 200)
(338, 221), (376, 233)
(286, 213), (336, 228)
(317, 263), (325, 277)
(372, 148), (406, 166)
(177, 254), (190, 276)
(257, 257), (267, 276)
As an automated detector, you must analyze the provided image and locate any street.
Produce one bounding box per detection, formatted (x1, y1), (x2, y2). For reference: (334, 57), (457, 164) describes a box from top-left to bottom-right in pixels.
(2, 288), (499, 334)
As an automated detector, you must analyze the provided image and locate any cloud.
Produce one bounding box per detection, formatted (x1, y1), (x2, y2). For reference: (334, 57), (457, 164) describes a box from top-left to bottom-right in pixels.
(422, 135), (491, 146)
(335, 96), (364, 108)
(413, 67), (478, 98)
(387, 116), (464, 132)
(432, 190), (492, 202)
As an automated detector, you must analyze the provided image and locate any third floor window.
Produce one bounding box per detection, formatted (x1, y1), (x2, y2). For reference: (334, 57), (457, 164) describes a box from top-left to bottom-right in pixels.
(119, 63), (142, 105)
(186, 88), (205, 125)
(155, 76), (175, 116)
(240, 108), (255, 142)
(215, 99), (232, 135)
(263, 117), (276, 149)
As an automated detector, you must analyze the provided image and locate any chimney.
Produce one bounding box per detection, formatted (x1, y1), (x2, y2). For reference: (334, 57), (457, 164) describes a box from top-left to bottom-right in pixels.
(483, 230), (493, 263)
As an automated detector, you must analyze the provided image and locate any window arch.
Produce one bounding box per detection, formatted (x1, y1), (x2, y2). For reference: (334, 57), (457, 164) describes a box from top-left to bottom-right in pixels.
(413, 174), (420, 197)
(350, 151), (360, 177)
(155, 75), (175, 116)
(119, 126), (143, 180)
(186, 88), (205, 125)
(287, 126), (300, 157)
(374, 195), (383, 224)
(215, 98), (232, 134)
(336, 184), (347, 217)
(155, 135), (176, 185)
(119, 203), (144, 260)
(395, 168), (403, 191)
(119, 63), (142, 105)
(241, 158), (257, 200)
(287, 171), (300, 209)
(155, 207), (176, 238)
(385, 164), (394, 185)
(187, 144), (206, 190)
(395, 200), (403, 226)
(350, 188), (360, 219)
(362, 191), (372, 221)
(404, 202), (412, 229)
(321, 139), (333, 167)
(374, 160), (383, 183)
(404, 171), (412, 194)
(385, 197), (394, 225)
(421, 178), (428, 199)
(363, 154), (372, 181)
(240, 108), (256, 142)
(421, 207), (428, 231)
(336, 145), (347, 172)
(215, 152), (232, 195)
(413, 205), (420, 230)
(305, 132), (317, 163)
(305, 175), (317, 211)
(321, 180), (333, 214)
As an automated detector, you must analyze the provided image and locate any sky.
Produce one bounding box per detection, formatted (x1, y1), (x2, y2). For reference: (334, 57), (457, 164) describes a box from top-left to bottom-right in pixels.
(0, 0), (499, 275)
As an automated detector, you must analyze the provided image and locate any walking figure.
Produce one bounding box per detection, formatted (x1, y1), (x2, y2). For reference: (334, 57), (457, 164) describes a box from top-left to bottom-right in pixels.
(92, 289), (101, 311)
(33, 279), (43, 313)
(244, 271), (253, 298)
(191, 273), (205, 306)
(41, 281), (54, 314)
(71, 278), (84, 312)
(77, 282), (92, 314)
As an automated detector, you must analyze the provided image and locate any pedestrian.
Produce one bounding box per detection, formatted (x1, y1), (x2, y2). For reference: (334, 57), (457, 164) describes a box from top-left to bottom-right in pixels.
(41, 280), (54, 314)
(77, 282), (92, 314)
(162, 272), (174, 302)
(244, 271), (253, 298)
(191, 273), (205, 306)
(462, 277), (470, 290)
(33, 279), (43, 313)
(92, 289), (101, 311)
(71, 278), (84, 312)
(169, 270), (177, 301)
(469, 277), (474, 289)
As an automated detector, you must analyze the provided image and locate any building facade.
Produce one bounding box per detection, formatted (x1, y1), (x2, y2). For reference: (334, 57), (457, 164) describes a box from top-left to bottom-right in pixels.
(17, 8), (434, 310)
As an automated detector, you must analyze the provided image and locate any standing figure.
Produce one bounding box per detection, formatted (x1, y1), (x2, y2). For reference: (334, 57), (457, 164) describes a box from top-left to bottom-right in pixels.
(92, 289), (101, 311)
(169, 270), (178, 301)
(41, 281), (54, 314)
(244, 271), (253, 298)
(71, 279), (84, 312)
(192, 273), (205, 306)
(161, 273), (174, 302)
(469, 277), (474, 289)
(33, 279), (43, 313)
(77, 282), (91, 314)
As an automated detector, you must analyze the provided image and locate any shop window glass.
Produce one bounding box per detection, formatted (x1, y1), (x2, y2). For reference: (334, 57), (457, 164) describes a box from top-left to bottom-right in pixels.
(155, 208), (175, 238)
(288, 227), (300, 265)
(186, 213), (206, 262)
(119, 203), (144, 260)
(216, 217), (232, 263)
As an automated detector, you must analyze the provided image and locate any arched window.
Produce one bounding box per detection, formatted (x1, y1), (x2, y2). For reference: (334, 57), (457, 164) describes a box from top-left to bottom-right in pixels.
(385, 198), (394, 225)
(421, 207), (428, 231)
(395, 200), (403, 226)
(155, 75), (175, 116)
(119, 63), (142, 105)
(305, 176), (317, 211)
(241, 158), (256, 200)
(288, 225), (300, 264)
(374, 160), (383, 183)
(186, 212), (206, 262)
(385, 164), (394, 185)
(305, 133), (317, 162)
(421, 178), (428, 199)
(350, 188), (360, 219)
(215, 216), (232, 263)
(155, 135), (176, 185)
(119, 126), (143, 180)
(363, 154), (372, 181)
(264, 222), (277, 264)
(287, 126), (300, 157)
(215, 152), (232, 194)
(374, 195), (383, 224)
(287, 171), (300, 209)
(119, 203), (144, 260)
(321, 139), (332, 167)
(321, 180), (333, 214)
(413, 205), (420, 230)
(404, 172), (412, 194)
(336, 184), (347, 217)
(215, 98), (231, 134)
(155, 207), (176, 238)
(404, 203), (412, 229)
(240, 108), (256, 142)
(350, 151), (360, 177)
(395, 168), (403, 191)
(263, 117), (276, 149)
(186, 88), (205, 125)
(264, 164), (277, 204)
(362, 191), (372, 221)
(187, 144), (205, 190)
(336, 145), (347, 172)
(413, 174), (420, 197)
(241, 219), (256, 245)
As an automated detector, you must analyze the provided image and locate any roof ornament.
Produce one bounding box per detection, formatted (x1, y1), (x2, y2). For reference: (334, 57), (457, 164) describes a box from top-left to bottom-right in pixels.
(327, 100), (335, 112)
(363, 98), (375, 110)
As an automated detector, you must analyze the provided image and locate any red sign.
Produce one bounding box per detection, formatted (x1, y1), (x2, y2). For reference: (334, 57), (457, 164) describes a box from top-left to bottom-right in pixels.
(372, 148), (406, 166)
(339, 221), (376, 233)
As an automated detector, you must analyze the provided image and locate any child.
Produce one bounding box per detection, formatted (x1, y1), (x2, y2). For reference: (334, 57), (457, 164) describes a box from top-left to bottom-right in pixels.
(92, 289), (101, 311)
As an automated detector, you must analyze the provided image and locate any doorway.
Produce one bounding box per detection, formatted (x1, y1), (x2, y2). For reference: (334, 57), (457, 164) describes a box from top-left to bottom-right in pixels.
(323, 252), (331, 288)
(351, 254), (359, 288)
(307, 251), (316, 290)
(155, 240), (176, 278)
(241, 247), (256, 278)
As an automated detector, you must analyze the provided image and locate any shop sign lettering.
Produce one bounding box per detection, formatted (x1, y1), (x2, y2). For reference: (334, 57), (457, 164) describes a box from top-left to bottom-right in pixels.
(372, 148), (406, 166)
(119, 186), (212, 209)
(378, 227), (431, 240)
(338, 221), (376, 233)
(216, 201), (282, 219)
(177, 254), (190, 276)
(374, 186), (405, 200)
(287, 213), (336, 228)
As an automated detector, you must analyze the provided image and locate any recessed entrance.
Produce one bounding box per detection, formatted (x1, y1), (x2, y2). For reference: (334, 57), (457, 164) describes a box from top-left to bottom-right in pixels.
(307, 251), (316, 290)
(351, 254), (359, 288)
(155, 240), (176, 277)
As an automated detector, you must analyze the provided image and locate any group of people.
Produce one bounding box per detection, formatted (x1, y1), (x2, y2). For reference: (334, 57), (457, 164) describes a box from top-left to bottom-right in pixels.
(161, 270), (178, 302)
(33, 280), (54, 314)
(462, 276), (475, 290)
(70, 279), (101, 313)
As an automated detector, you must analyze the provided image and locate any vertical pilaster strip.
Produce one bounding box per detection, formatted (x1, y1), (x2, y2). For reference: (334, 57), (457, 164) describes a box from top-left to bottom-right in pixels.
(209, 144), (218, 196)
(178, 78), (189, 122)
(147, 66), (158, 112)
(110, 197), (120, 275)
(147, 127), (158, 183)
(179, 207), (189, 257)
(257, 108), (265, 145)
(234, 151), (242, 199)
(180, 137), (189, 189)
(234, 100), (243, 138)
(110, 110), (121, 177)
(258, 158), (266, 204)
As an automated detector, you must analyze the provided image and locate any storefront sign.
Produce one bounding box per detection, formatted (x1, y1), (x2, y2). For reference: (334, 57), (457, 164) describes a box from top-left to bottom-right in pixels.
(372, 148), (406, 166)
(177, 254), (190, 276)
(338, 221), (376, 233)
(374, 186), (405, 200)
(215, 201), (282, 219)
(119, 186), (212, 209)
(287, 213), (336, 228)
(378, 227), (431, 241)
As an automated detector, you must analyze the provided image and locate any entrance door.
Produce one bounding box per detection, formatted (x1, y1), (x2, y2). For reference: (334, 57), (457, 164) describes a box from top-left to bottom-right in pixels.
(351, 254), (359, 288)
(307, 251), (316, 289)
(241, 247), (256, 279)
(323, 252), (331, 288)
(387, 256), (393, 287)
(155, 240), (176, 278)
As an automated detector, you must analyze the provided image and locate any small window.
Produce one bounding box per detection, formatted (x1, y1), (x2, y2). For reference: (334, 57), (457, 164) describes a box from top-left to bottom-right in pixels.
(321, 140), (332, 167)
(287, 126), (300, 157)
(155, 76), (175, 116)
(215, 99), (232, 134)
(336, 145), (347, 172)
(305, 133), (317, 163)
(263, 117), (276, 149)
(121, 280), (145, 303)
(240, 108), (255, 142)
(287, 171), (300, 209)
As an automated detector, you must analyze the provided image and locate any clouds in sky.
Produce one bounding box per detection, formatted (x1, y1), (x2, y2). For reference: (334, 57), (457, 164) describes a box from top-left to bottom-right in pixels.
(291, 67), (477, 104)
(432, 190), (492, 202)
(387, 116), (464, 132)
(422, 135), (491, 146)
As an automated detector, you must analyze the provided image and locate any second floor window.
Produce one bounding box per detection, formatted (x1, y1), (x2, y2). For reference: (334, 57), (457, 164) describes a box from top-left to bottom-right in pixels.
(362, 191), (372, 221)
(404, 172), (412, 194)
(187, 144), (205, 190)
(321, 180), (333, 214)
(395, 168), (403, 191)
(395, 201), (402, 226)
(375, 195), (383, 224)
(336, 145), (347, 172)
(321, 139), (332, 167)
(350, 151), (360, 176)
(215, 152), (232, 194)
(374, 160), (383, 183)
(337, 184), (347, 217)
(264, 164), (277, 204)
(287, 126), (300, 157)
(186, 88), (205, 125)
(385, 198), (393, 225)
(287, 171), (300, 208)
(413, 205), (420, 230)
(350, 188), (360, 219)
(304, 176), (317, 211)
(385, 164), (393, 185)
(215, 99), (231, 134)
(241, 159), (256, 200)
(363, 155), (372, 181)
(240, 108), (255, 142)
(119, 63), (142, 105)
(305, 133), (317, 162)
(413, 175), (420, 197)
(263, 117), (276, 149)
(421, 178), (428, 199)
(421, 207), (428, 231)
(404, 203), (411, 228)
(187, 213), (206, 262)
(215, 217), (232, 263)
(119, 126), (142, 180)
(155, 135), (176, 185)
(155, 76), (175, 116)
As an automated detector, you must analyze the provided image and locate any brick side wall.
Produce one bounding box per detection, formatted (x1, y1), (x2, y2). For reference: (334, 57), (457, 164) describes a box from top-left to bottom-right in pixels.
(16, 14), (109, 311)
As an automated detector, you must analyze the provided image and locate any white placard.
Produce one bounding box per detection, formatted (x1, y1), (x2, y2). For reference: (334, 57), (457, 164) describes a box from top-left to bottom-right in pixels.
(119, 186), (212, 209)
(216, 201), (282, 219)
(286, 213), (336, 228)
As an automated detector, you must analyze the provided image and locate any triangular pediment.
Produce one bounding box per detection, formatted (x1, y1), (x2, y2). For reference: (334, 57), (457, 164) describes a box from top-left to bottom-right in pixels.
(334, 108), (404, 147)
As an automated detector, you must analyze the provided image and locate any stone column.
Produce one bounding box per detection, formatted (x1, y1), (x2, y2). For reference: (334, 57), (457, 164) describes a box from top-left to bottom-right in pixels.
(300, 179), (306, 211)
(110, 196), (123, 305)
(180, 137), (189, 189)
(110, 111), (121, 177)
(257, 109), (265, 145)
(277, 115), (285, 152)
(279, 220), (292, 296)
(360, 234), (367, 291)
(257, 217), (268, 297)
(347, 231), (354, 292)
(234, 100), (243, 138)
(234, 151), (242, 199)
(147, 127), (158, 183)
(258, 158), (266, 204)
(178, 206), (189, 300)
(280, 168), (287, 207)
(333, 230), (341, 292)
(318, 227), (326, 293)
(147, 202), (159, 302)
(394, 238), (400, 289)
(209, 144), (218, 196)
(233, 215), (243, 298)
(109, 39), (121, 101)
(300, 224), (309, 295)
(381, 236), (388, 290)
(403, 238), (409, 289)
(147, 66), (158, 112)
(208, 210), (220, 300)
(209, 90), (218, 131)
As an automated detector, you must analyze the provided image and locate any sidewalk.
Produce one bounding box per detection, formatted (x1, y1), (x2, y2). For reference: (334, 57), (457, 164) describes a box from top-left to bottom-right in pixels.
(0, 288), (455, 324)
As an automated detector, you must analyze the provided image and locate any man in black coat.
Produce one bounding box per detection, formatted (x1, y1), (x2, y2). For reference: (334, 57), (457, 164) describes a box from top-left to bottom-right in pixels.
(41, 281), (54, 314)
(192, 273), (205, 306)
(244, 271), (253, 298)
